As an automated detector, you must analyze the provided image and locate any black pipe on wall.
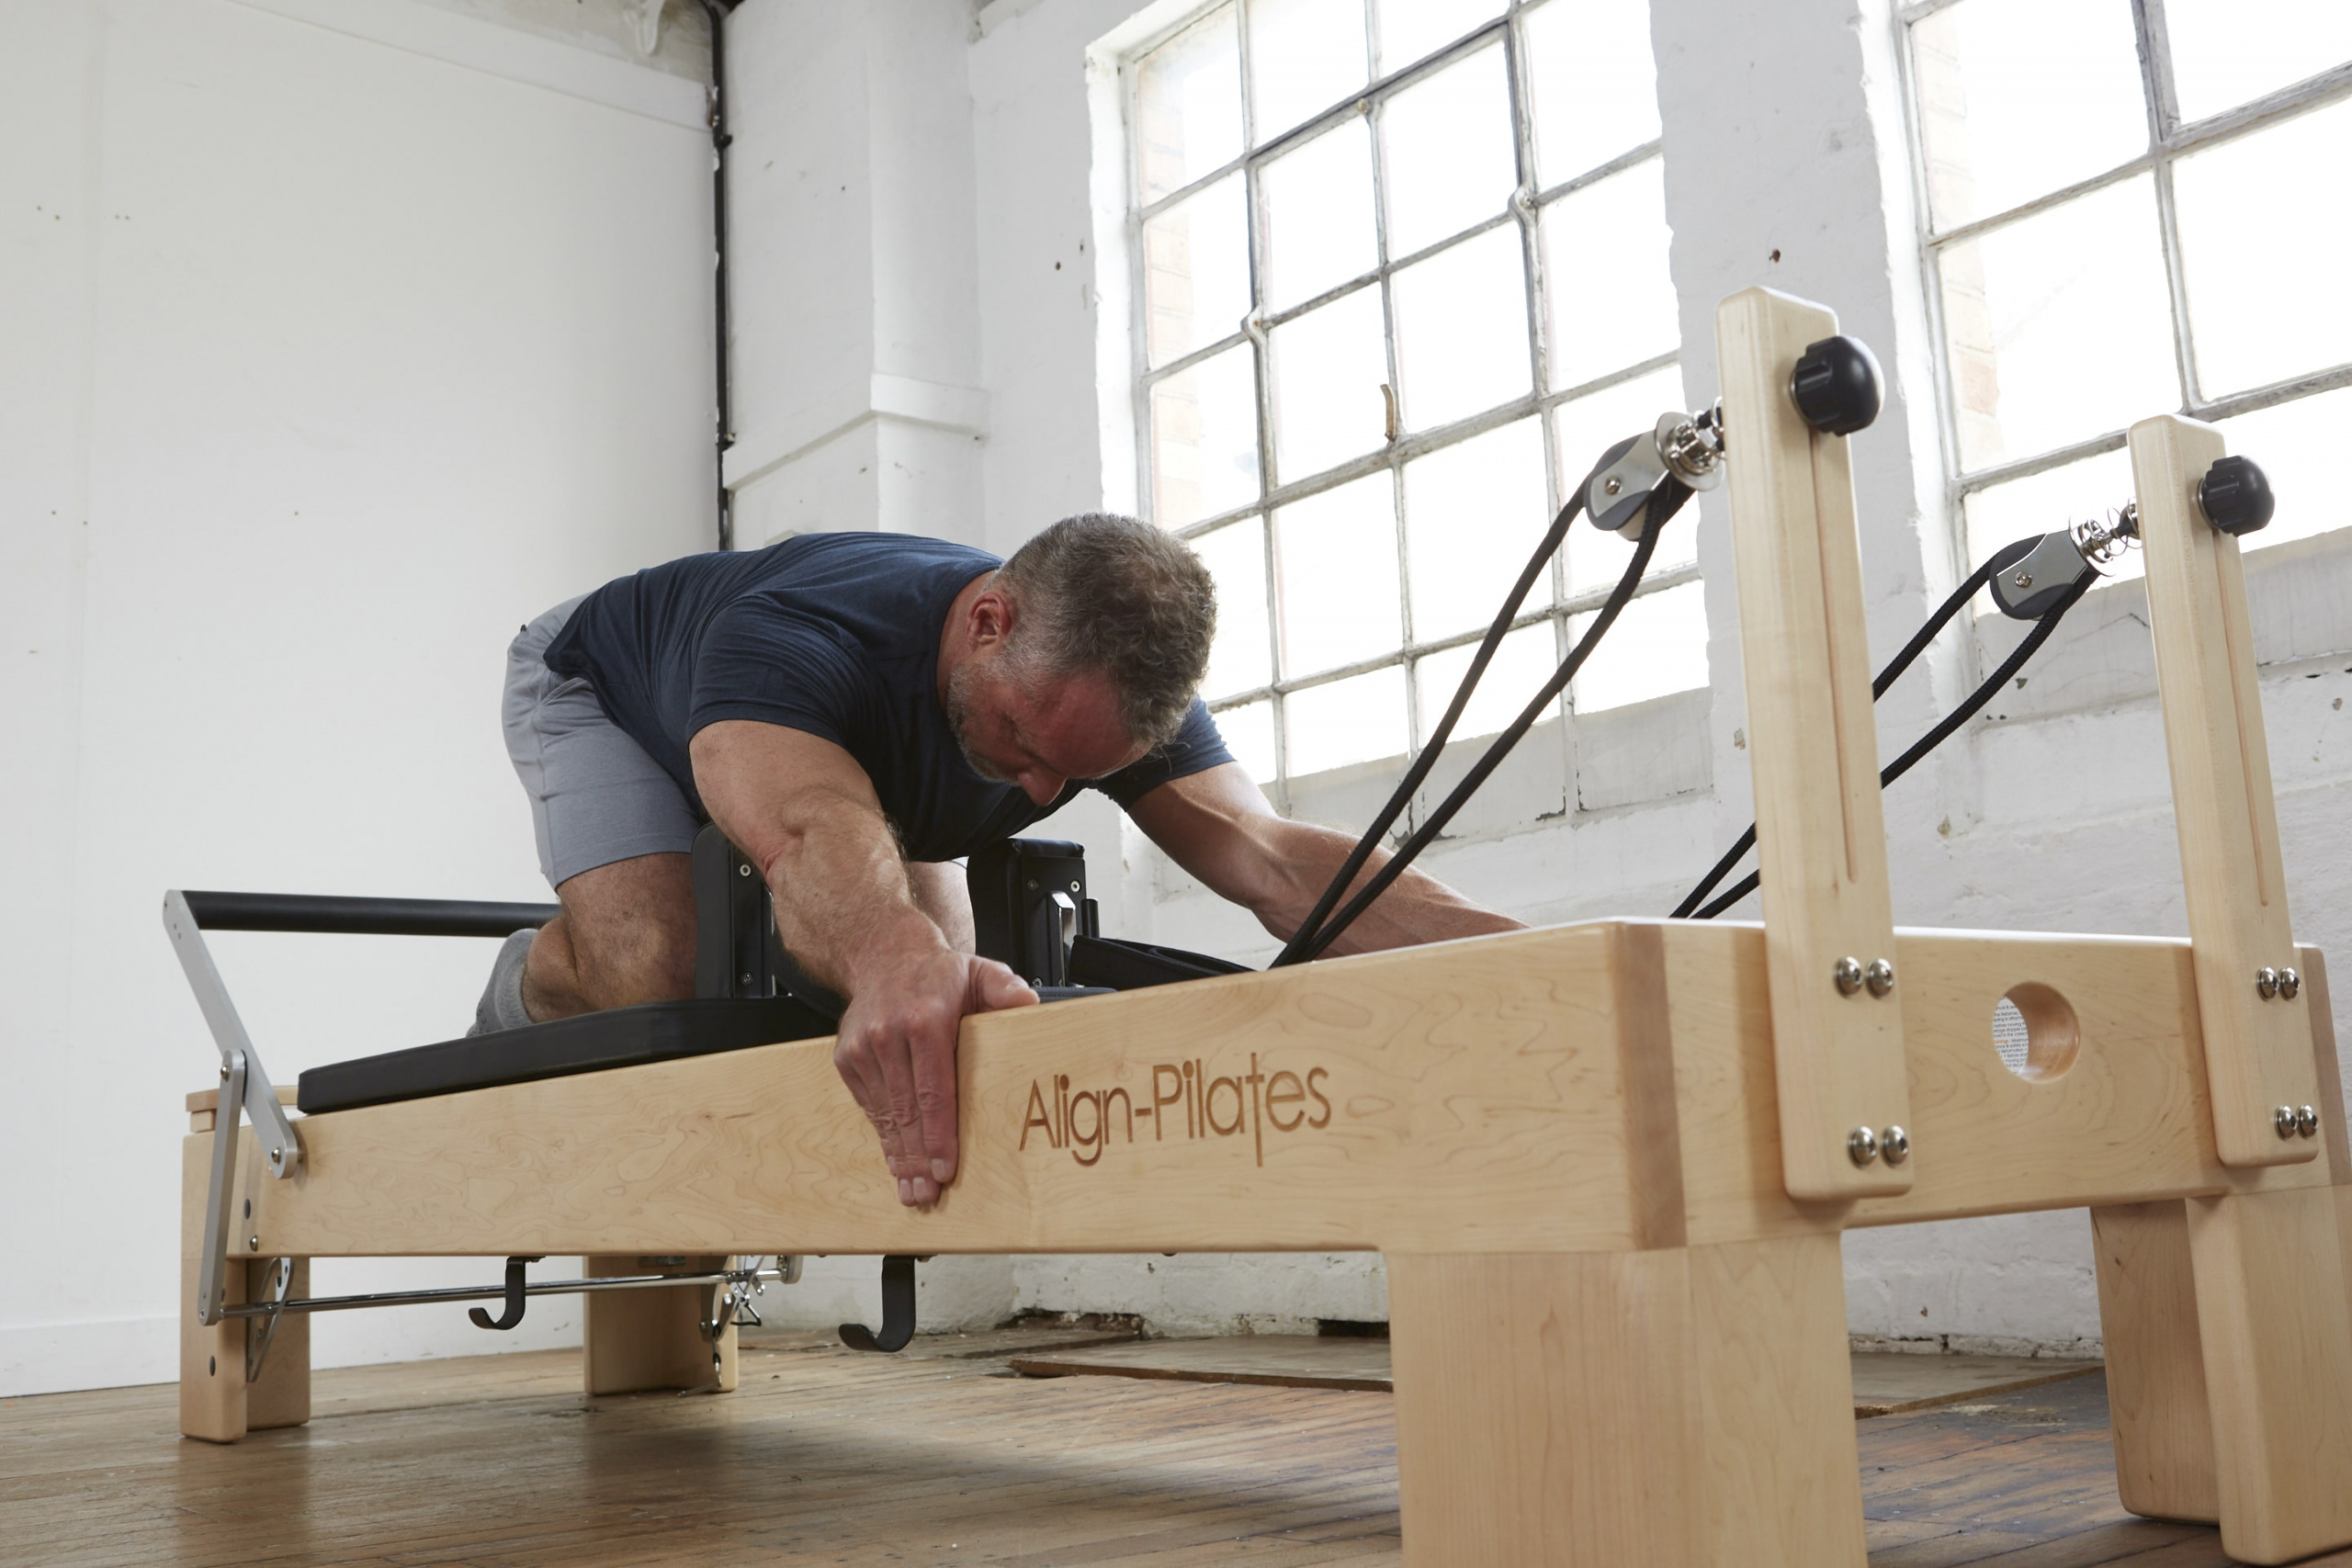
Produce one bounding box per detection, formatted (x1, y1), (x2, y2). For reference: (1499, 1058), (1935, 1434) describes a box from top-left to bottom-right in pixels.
(696, 0), (741, 549)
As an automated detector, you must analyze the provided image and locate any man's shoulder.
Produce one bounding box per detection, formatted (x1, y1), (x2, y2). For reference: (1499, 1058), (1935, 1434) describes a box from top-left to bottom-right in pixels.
(777, 530), (1001, 576)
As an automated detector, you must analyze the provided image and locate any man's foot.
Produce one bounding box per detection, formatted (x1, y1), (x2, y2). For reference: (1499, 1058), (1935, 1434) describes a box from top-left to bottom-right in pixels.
(468, 929), (538, 1037)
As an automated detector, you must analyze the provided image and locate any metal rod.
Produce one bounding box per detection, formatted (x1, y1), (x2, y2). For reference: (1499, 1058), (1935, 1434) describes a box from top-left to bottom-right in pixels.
(220, 1267), (791, 1320)
(178, 889), (558, 939)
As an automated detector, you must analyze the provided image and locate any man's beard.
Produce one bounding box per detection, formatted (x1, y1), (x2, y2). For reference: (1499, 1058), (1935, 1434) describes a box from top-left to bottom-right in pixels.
(944, 661), (1022, 784)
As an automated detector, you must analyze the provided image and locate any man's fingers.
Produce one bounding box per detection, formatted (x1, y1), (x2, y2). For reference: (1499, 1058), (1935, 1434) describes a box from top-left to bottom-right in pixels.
(834, 1032), (913, 1190)
(910, 1012), (960, 1190)
(970, 959), (1039, 1013)
(865, 1021), (935, 1200)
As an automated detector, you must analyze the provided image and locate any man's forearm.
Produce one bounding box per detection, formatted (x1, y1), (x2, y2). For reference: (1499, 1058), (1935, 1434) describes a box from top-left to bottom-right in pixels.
(1251, 817), (1521, 955)
(756, 791), (947, 996)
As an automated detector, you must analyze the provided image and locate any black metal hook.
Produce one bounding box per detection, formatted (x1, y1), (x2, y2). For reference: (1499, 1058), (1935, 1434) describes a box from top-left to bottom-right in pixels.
(469, 1256), (534, 1331)
(838, 1255), (916, 1353)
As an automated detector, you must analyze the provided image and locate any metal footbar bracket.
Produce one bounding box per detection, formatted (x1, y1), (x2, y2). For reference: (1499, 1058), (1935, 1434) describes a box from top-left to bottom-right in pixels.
(166, 890), (306, 1329)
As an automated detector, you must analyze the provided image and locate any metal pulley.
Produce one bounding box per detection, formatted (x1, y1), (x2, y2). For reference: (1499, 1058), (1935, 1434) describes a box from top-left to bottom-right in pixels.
(1586, 404), (1725, 536)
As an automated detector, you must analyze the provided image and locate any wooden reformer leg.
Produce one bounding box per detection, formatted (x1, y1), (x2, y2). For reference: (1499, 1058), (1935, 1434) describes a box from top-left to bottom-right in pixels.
(2096, 946), (2352, 1548)
(1387, 1234), (1862, 1567)
(2182, 1187), (2352, 1565)
(2090, 1201), (2218, 1523)
(582, 1255), (739, 1396)
(181, 1118), (311, 1443)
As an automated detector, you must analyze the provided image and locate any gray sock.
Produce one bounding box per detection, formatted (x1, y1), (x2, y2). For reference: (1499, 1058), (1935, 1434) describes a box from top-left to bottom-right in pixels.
(468, 929), (538, 1037)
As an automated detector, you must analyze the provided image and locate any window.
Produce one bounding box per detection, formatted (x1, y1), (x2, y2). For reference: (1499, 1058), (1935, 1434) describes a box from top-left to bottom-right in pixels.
(1127, 0), (1693, 793)
(1902, 0), (2352, 573)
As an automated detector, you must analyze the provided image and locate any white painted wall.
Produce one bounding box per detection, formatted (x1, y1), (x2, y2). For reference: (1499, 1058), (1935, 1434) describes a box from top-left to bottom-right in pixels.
(0, 0), (716, 1395)
(731, 0), (2352, 1350)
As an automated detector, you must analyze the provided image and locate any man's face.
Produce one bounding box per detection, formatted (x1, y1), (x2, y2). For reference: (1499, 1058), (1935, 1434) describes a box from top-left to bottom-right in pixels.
(946, 659), (1149, 806)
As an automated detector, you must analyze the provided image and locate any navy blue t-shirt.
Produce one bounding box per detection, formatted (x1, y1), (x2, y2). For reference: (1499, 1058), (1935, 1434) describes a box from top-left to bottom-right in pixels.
(541, 532), (1233, 862)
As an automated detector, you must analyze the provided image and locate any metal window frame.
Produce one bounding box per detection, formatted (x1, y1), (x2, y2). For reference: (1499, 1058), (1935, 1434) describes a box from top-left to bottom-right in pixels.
(1897, 0), (2352, 541)
(1122, 0), (1690, 803)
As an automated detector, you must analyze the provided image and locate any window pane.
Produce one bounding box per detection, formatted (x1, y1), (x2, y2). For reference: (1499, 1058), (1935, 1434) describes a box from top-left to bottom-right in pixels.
(1403, 417), (1551, 641)
(1375, 0), (1503, 74)
(1249, 0), (1370, 144)
(1960, 446), (2136, 575)
(1192, 517), (1274, 696)
(1144, 174), (1251, 370)
(2216, 386), (2352, 553)
(1150, 344), (1261, 527)
(1908, 0), (2146, 231)
(1571, 580), (1707, 712)
(1137, 6), (1244, 206)
(1285, 667), (1409, 774)
(1414, 622), (1559, 745)
(1391, 225), (1531, 432)
(1261, 118), (1378, 312)
(1214, 699), (1279, 781)
(2176, 97), (2352, 398)
(1276, 471), (1404, 675)
(1381, 43), (1518, 258)
(1938, 175), (2177, 473)
(1523, 0), (1658, 186)
(1541, 158), (1677, 389)
(1269, 286), (1389, 484)
(1554, 364), (1692, 593)
(2165, 0), (2352, 123)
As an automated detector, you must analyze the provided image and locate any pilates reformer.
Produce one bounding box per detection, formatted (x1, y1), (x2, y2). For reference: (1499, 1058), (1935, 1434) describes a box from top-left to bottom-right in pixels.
(171, 288), (2352, 1566)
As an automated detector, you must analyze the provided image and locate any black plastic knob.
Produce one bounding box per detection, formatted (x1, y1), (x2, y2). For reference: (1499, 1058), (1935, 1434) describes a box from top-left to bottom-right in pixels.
(2198, 454), (2275, 536)
(1789, 334), (1883, 436)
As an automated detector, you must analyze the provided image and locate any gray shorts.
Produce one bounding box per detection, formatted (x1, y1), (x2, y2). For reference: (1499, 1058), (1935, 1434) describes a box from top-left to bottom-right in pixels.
(504, 597), (701, 890)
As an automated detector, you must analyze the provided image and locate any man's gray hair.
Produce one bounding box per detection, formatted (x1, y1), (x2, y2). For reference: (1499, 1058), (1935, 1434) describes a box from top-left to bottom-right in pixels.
(995, 513), (1216, 747)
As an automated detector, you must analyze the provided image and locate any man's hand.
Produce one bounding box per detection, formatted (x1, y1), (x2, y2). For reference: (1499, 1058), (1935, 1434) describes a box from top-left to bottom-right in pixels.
(694, 719), (1042, 1209)
(831, 947), (1036, 1205)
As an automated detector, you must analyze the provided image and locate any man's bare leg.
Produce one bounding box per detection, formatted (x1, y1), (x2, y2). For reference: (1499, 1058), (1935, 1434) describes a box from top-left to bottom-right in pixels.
(523, 852), (696, 1020)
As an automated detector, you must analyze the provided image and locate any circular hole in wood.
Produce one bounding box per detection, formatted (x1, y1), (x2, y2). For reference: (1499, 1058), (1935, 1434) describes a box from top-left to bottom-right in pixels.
(1991, 983), (2079, 1081)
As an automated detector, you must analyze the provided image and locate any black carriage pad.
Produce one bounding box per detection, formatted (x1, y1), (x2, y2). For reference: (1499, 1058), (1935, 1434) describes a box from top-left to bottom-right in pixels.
(296, 996), (837, 1114)
(294, 986), (1117, 1114)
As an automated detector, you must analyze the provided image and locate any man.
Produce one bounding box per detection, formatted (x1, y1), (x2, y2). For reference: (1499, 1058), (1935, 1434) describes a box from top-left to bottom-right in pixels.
(483, 513), (1521, 1207)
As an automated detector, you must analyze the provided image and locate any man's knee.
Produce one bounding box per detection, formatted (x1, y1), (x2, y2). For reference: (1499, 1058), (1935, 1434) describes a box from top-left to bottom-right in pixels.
(545, 853), (697, 1011)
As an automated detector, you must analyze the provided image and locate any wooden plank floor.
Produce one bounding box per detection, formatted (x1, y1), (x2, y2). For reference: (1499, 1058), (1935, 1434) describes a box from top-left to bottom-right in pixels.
(5, 1327), (2346, 1566)
(1005, 1337), (2104, 1416)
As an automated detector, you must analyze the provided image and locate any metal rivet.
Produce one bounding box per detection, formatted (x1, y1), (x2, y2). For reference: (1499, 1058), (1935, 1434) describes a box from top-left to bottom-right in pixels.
(219, 1064), (231, 1081)
(1880, 1125), (1910, 1166)
(2012, 570), (2032, 589)
(1847, 1126), (1880, 1166)
(739, 972), (754, 987)
(2276, 1105), (2300, 1139)
(1069, 881), (1080, 892)
(737, 863), (751, 877)
(2279, 966), (2301, 999)
(2297, 1105), (2320, 1139)
(2256, 966), (2280, 999)
(1834, 956), (1864, 995)
(248, 1235), (260, 1250)
(270, 1147), (282, 1163)
(1865, 957), (1895, 998)
(1603, 475), (1623, 495)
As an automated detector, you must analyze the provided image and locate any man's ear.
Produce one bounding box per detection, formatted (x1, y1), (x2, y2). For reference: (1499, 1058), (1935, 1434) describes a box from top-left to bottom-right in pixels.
(969, 585), (1015, 650)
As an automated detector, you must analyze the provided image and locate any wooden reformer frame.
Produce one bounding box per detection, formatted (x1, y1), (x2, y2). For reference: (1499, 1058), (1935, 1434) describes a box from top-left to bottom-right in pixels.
(178, 288), (2352, 1565)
